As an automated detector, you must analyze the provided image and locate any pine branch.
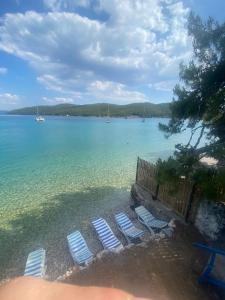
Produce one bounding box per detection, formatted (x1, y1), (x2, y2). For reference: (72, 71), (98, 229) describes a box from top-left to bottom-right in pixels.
(194, 125), (205, 149)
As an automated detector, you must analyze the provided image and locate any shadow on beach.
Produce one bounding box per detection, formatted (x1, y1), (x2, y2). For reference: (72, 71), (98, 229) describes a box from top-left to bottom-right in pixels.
(0, 186), (130, 281)
(0, 186), (222, 300)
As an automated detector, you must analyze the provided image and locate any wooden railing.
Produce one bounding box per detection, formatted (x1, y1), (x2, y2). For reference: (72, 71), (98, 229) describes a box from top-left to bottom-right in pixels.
(136, 157), (198, 221)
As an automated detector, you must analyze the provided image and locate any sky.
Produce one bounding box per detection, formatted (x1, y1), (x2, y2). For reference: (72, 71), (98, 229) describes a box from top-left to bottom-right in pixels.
(0, 0), (224, 110)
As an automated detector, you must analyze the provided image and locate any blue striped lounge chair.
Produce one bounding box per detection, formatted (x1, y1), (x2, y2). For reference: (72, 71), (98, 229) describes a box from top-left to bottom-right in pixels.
(92, 218), (123, 251)
(24, 248), (46, 278)
(115, 212), (144, 243)
(67, 231), (93, 266)
(135, 205), (168, 234)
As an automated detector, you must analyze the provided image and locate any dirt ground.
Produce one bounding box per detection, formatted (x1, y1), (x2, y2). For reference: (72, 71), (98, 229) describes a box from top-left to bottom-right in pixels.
(63, 222), (223, 300)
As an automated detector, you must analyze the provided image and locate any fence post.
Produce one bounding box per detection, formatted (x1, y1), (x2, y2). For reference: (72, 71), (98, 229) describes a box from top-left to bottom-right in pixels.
(185, 183), (197, 222)
(153, 183), (159, 200)
(135, 157), (139, 183)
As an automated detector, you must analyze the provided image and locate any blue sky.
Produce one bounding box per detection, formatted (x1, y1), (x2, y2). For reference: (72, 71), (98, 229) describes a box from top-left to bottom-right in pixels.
(0, 0), (224, 110)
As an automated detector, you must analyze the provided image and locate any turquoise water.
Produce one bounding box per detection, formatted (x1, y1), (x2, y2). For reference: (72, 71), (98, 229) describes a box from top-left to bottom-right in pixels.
(0, 115), (193, 278)
(0, 115), (191, 227)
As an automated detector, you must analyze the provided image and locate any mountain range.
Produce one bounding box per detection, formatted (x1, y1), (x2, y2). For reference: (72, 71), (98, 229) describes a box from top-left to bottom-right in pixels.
(8, 102), (171, 117)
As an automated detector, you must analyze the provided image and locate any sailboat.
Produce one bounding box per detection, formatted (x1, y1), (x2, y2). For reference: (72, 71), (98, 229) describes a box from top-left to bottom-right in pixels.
(106, 104), (111, 123)
(35, 106), (45, 122)
(142, 103), (146, 122)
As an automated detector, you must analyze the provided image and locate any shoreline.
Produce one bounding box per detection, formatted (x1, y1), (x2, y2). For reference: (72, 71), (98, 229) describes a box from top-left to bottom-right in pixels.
(4, 114), (170, 119)
(0, 187), (173, 283)
(0, 189), (132, 282)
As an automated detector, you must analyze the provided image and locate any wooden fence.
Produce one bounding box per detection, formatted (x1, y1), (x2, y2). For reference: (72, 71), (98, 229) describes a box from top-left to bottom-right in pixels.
(136, 157), (158, 197)
(136, 157), (198, 221)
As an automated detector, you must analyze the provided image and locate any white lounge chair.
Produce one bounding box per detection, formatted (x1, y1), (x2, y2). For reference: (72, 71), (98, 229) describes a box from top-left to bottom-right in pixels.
(135, 205), (168, 234)
(24, 248), (46, 278)
(67, 231), (93, 266)
(92, 218), (123, 251)
(115, 212), (144, 243)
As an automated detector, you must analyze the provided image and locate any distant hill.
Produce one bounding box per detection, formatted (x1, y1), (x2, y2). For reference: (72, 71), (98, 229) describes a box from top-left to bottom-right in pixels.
(8, 102), (171, 117)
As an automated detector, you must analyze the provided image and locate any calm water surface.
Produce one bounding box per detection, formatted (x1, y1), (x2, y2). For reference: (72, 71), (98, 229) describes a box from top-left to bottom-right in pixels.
(0, 115), (191, 229)
(0, 115), (195, 279)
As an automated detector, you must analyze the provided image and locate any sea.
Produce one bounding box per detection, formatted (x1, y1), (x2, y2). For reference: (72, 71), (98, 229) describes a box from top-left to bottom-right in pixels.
(0, 115), (191, 279)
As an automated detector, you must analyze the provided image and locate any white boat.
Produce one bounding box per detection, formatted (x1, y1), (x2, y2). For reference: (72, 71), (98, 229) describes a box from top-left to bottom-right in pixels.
(35, 116), (45, 122)
(35, 106), (45, 122)
(142, 103), (146, 122)
(106, 104), (111, 123)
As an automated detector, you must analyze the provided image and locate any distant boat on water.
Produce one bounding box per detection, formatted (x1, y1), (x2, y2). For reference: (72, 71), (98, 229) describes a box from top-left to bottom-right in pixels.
(142, 103), (147, 122)
(106, 104), (111, 123)
(35, 106), (45, 122)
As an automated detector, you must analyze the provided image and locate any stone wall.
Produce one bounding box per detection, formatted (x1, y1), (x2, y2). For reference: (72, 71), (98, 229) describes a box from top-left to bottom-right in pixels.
(195, 201), (225, 240)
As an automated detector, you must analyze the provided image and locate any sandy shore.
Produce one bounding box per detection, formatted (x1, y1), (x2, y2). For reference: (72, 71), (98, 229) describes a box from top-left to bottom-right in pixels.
(1, 186), (173, 283)
(47, 193), (165, 281)
(62, 221), (221, 300)
(0, 189), (142, 281)
(1, 185), (222, 299)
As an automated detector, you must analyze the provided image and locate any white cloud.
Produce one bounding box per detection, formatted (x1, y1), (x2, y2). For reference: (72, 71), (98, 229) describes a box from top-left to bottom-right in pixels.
(0, 67), (7, 75)
(87, 80), (148, 104)
(98, 0), (169, 32)
(42, 80), (148, 104)
(43, 0), (90, 11)
(43, 96), (75, 104)
(0, 0), (191, 104)
(149, 79), (177, 92)
(0, 93), (19, 105)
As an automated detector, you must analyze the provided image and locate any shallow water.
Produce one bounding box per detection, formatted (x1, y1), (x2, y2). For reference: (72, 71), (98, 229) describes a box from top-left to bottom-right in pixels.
(0, 116), (190, 225)
(0, 115), (191, 278)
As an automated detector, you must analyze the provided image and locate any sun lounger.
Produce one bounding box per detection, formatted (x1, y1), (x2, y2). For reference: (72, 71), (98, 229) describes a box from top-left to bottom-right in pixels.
(67, 231), (93, 266)
(115, 212), (144, 243)
(135, 205), (168, 234)
(24, 248), (46, 277)
(92, 218), (123, 251)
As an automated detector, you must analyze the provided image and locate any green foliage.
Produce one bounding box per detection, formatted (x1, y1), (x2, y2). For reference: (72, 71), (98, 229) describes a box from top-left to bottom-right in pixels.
(193, 168), (225, 201)
(159, 13), (225, 161)
(155, 157), (195, 195)
(155, 158), (181, 194)
(156, 157), (180, 186)
(156, 157), (225, 201)
(9, 102), (171, 118)
(157, 14), (225, 201)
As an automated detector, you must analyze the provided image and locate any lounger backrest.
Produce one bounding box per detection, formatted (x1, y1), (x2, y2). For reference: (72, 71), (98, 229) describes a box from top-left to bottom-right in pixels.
(135, 206), (154, 222)
(92, 218), (114, 238)
(67, 231), (87, 252)
(24, 248), (46, 277)
(92, 218), (122, 250)
(115, 212), (133, 231)
(67, 231), (93, 265)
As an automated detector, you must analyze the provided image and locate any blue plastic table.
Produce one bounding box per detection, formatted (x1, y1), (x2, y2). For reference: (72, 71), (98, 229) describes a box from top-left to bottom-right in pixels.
(193, 242), (225, 289)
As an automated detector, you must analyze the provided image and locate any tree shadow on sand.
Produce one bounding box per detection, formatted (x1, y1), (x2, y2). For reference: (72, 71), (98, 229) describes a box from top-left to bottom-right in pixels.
(0, 186), (130, 281)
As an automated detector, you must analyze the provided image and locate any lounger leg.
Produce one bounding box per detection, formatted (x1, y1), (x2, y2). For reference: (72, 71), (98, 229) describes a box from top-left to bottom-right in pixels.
(162, 227), (173, 237)
(125, 232), (132, 244)
(147, 226), (155, 235)
(126, 236), (131, 244)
